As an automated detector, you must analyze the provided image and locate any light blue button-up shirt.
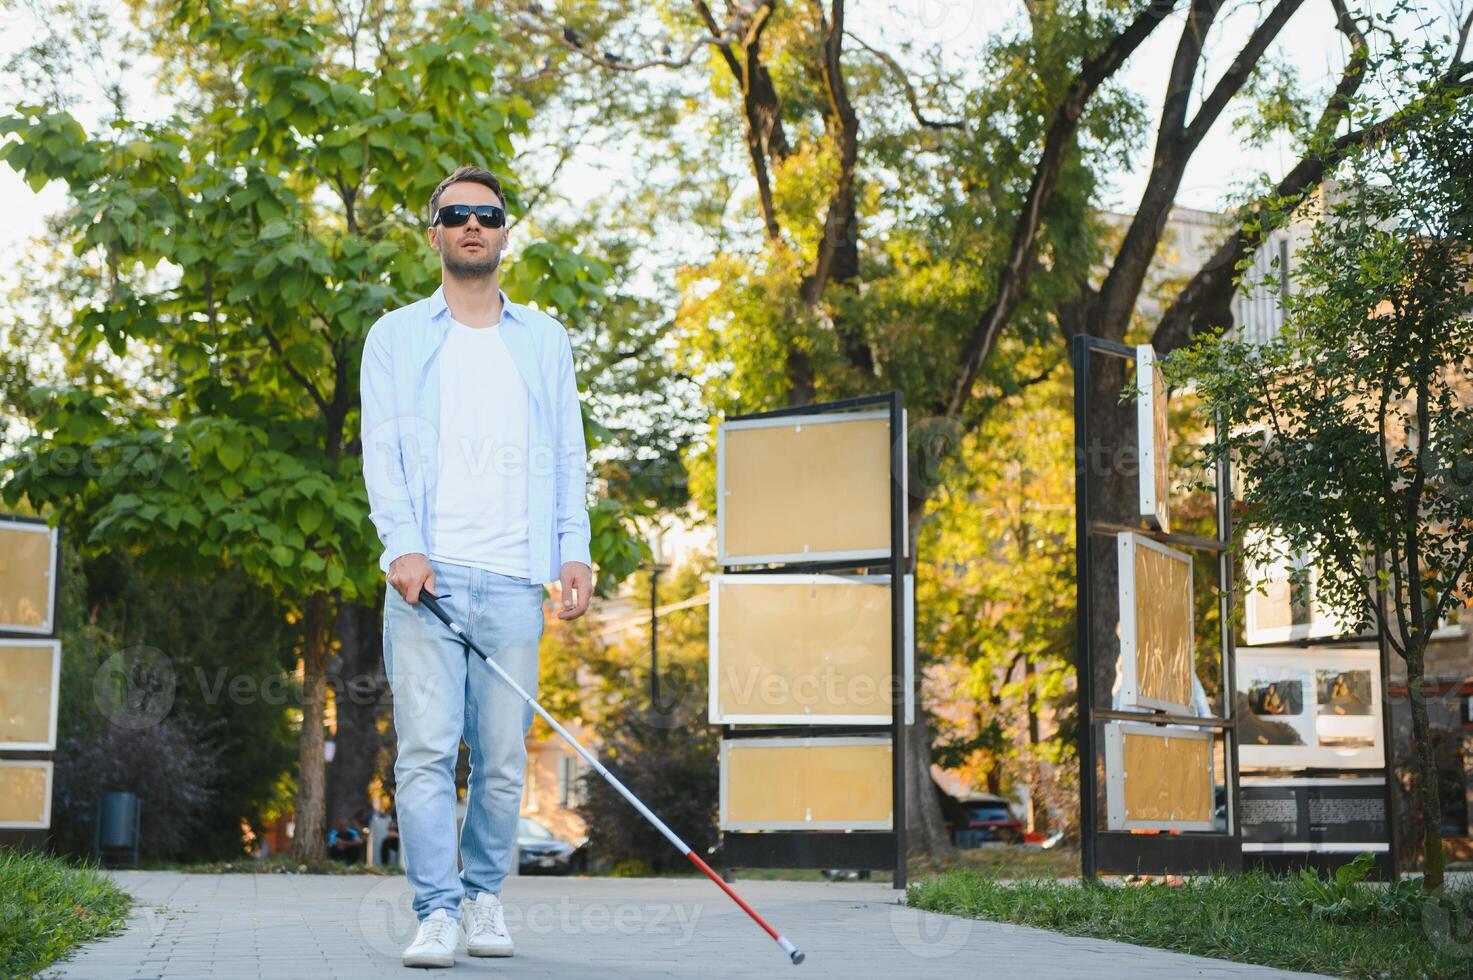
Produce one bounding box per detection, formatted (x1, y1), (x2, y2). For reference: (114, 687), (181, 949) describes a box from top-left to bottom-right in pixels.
(359, 284), (593, 584)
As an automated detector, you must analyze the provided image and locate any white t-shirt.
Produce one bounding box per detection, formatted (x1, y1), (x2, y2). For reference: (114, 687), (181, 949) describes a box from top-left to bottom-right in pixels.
(426, 316), (533, 579)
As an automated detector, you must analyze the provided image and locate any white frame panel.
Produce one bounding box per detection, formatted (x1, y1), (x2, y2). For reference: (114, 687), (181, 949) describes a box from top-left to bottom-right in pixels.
(719, 735), (893, 831)
(1237, 647), (1384, 770)
(708, 573), (911, 725)
(716, 409), (894, 566)
(0, 638), (62, 750)
(0, 759), (54, 829)
(1117, 532), (1197, 715)
(1240, 528), (1366, 645)
(1103, 722), (1216, 832)
(903, 572), (914, 726)
(1136, 345), (1170, 533)
(0, 521), (59, 635)
(900, 408), (909, 558)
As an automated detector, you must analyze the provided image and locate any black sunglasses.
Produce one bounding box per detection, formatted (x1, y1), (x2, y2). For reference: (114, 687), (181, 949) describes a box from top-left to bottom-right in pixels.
(432, 204), (506, 229)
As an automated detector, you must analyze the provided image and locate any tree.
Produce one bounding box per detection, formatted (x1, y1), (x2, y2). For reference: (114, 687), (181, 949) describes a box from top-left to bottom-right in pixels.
(493, 0), (1473, 860)
(1164, 94), (1473, 892)
(0, 1), (644, 859)
(920, 373), (1078, 832)
(560, 558), (718, 873)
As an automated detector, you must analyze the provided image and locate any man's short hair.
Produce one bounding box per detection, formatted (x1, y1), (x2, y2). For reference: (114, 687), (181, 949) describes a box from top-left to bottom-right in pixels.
(428, 166), (506, 224)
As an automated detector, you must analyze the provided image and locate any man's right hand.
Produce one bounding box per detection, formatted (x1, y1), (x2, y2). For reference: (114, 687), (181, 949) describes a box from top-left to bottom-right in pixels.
(388, 553), (435, 604)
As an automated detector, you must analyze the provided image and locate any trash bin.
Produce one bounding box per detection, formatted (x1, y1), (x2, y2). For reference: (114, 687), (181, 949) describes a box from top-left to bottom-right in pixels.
(95, 792), (142, 869)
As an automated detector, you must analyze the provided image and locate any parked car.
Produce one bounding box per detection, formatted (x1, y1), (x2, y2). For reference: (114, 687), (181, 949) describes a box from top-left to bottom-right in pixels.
(951, 794), (1025, 847)
(516, 817), (583, 875)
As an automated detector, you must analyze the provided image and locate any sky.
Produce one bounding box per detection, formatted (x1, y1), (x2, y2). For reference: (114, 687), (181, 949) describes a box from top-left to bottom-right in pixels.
(0, 0), (1454, 275)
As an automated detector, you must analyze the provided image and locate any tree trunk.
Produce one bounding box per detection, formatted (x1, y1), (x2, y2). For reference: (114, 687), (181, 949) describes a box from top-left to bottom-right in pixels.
(1404, 637), (1446, 892)
(1070, 354), (1139, 846)
(1024, 652), (1049, 834)
(326, 595), (388, 831)
(904, 709), (958, 861)
(902, 494), (958, 863)
(292, 590), (333, 862)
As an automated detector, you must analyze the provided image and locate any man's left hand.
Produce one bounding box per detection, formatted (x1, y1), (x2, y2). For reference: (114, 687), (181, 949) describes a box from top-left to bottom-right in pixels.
(557, 561), (593, 620)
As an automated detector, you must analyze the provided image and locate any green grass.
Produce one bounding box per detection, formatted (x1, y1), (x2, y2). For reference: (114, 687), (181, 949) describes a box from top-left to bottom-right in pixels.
(907, 862), (1473, 979)
(0, 846), (132, 979)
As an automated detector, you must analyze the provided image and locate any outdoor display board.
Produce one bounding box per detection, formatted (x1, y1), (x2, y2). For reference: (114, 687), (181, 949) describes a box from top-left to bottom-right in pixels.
(1240, 529), (1360, 645)
(0, 639), (61, 750)
(1240, 777), (1389, 854)
(1116, 533), (1196, 715)
(1136, 345), (1170, 533)
(1103, 722), (1216, 831)
(709, 574), (913, 725)
(714, 393), (908, 885)
(1236, 648), (1384, 769)
(716, 410), (905, 565)
(719, 737), (893, 831)
(0, 520), (59, 635)
(0, 759), (53, 829)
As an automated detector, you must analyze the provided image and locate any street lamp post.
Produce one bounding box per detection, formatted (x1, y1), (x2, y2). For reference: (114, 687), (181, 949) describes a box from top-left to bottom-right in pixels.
(650, 560), (670, 718)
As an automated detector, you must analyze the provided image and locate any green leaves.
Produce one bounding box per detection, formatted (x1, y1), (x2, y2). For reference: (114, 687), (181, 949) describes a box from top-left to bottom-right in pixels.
(503, 241), (611, 321)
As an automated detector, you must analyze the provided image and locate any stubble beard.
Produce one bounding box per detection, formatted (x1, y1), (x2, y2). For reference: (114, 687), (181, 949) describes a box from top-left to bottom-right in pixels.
(443, 241), (501, 281)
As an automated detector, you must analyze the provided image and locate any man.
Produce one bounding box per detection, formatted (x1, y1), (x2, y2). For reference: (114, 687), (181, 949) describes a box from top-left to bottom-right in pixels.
(360, 165), (595, 968)
(327, 817), (364, 864)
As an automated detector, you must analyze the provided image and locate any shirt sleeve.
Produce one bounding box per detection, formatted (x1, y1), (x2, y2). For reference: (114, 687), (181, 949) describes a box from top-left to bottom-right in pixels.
(360, 317), (428, 568)
(553, 325), (593, 570)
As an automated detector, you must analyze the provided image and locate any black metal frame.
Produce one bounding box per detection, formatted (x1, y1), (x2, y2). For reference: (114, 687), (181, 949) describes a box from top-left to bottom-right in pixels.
(1072, 335), (1243, 877)
(716, 391), (908, 889)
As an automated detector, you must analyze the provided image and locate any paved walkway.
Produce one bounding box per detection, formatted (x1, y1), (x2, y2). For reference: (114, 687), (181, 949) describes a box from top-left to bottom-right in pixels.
(44, 872), (1325, 979)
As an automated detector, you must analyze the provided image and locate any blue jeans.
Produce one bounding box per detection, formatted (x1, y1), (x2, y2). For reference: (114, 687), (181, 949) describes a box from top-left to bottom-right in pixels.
(383, 558), (545, 922)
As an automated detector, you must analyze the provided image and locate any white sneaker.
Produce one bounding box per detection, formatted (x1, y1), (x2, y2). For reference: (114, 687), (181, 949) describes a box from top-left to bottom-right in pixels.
(462, 891), (515, 957)
(402, 908), (458, 968)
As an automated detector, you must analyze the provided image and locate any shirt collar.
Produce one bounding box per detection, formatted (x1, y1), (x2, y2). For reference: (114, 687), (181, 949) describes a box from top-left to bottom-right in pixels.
(427, 283), (520, 325)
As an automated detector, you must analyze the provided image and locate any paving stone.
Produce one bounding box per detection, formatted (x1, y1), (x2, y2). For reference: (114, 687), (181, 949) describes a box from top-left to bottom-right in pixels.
(38, 871), (1327, 979)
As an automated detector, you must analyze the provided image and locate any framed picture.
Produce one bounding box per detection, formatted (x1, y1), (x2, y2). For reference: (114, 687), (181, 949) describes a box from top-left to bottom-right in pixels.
(1237, 648), (1384, 769)
(0, 759), (53, 829)
(719, 736), (892, 831)
(1117, 533), (1197, 715)
(716, 410), (904, 566)
(0, 518), (60, 636)
(1103, 722), (1216, 832)
(0, 638), (62, 750)
(1240, 528), (1365, 645)
(1136, 345), (1170, 533)
(709, 574), (913, 725)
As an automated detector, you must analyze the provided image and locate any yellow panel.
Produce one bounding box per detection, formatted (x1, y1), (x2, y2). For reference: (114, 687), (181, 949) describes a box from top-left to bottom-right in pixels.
(725, 741), (891, 826)
(0, 644), (56, 744)
(715, 579), (892, 719)
(1122, 731), (1212, 824)
(1134, 544), (1194, 710)
(723, 416), (891, 559)
(0, 764), (49, 824)
(0, 524), (53, 630)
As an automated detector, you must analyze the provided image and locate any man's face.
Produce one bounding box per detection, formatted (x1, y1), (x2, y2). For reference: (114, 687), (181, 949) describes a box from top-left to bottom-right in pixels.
(428, 181), (508, 280)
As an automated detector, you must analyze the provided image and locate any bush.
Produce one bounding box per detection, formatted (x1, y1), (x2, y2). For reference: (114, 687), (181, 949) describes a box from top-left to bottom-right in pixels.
(575, 712), (719, 875)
